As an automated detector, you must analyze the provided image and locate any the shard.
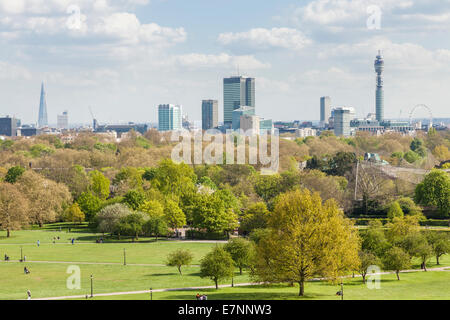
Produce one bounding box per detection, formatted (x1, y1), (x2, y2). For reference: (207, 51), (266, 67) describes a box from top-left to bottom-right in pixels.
(38, 82), (48, 127)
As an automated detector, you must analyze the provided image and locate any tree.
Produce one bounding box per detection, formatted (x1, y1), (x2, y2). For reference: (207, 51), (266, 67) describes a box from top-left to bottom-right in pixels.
(166, 249), (194, 275)
(327, 152), (357, 176)
(4, 166), (25, 184)
(426, 232), (450, 265)
(415, 170), (450, 217)
(191, 193), (238, 234)
(164, 200), (186, 231)
(18, 171), (72, 227)
(139, 200), (164, 218)
(200, 246), (235, 289)
(404, 151), (420, 164)
(382, 247), (411, 280)
(432, 145), (450, 162)
(358, 250), (381, 284)
(97, 204), (132, 234)
(64, 203), (85, 224)
(397, 197), (423, 217)
(401, 233), (432, 271)
(239, 202), (270, 235)
(253, 189), (360, 296)
(115, 212), (148, 241)
(89, 170), (110, 200)
(77, 192), (103, 222)
(144, 216), (168, 241)
(123, 189), (146, 211)
(385, 216), (421, 246)
(361, 220), (389, 257)
(0, 183), (29, 237)
(224, 238), (254, 275)
(387, 201), (404, 220)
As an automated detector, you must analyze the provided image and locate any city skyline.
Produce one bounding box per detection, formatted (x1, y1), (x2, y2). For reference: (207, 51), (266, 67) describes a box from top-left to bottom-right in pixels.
(1, 0), (450, 125)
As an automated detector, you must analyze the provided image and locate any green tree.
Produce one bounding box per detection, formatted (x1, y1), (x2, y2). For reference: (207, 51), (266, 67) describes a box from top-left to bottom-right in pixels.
(166, 249), (194, 275)
(139, 200), (164, 218)
(415, 170), (450, 216)
(89, 170), (110, 200)
(240, 202), (270, 235)
(64, 203), (85, 224)
(4, 166), (25, 184)
(397, 197), (423, 217)
(77, 192), (103, 222)
(425, 232), (450, 265)
(387, 201), (404, 220)
(144, 216), (168, 241)
(164, 199), (186, 230)
(115, 212), (148, 241)
(404, 151), (420, 164)
(327, 152), (357, 176)
(357, 250), (381, 284)
(382, 247), (411, 280)
(123, 189), (146, 211)
(200, 246), (235, 289)
(361, 220), (389, 257)
(253, 189), (360, 296)
(224, 238), (254, 275)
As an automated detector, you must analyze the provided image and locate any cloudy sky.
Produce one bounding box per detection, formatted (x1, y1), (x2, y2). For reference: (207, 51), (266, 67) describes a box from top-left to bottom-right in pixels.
(1, 0), (449, 125)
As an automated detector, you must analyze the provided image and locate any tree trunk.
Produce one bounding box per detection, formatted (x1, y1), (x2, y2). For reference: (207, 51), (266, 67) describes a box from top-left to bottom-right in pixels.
(239, 267), (242, 275)
(362, 274), (366, 284)
(436, 255), (440, 265)
(299, 281), (305, 296)
(178, 266), (182, 275)
(215, 279), (218, 290)
(396, 271), (400, 281)
(6, 229), (10, 238)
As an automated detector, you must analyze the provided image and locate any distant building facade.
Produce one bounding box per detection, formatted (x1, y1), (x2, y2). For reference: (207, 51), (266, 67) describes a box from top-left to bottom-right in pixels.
(158, 104), (183, 132)
(224, 76), (255, 128)
(240, 114), (260, 135)
(57, 111), (69, 130)
(333, 107), (355, 137)
(320, 96), (331, 127)
(202, 100), (218, 131)
(296, 128), (317, 138)
(232, 106), (255, 131)
(38, 82), (48, 128)
(0, 117), (17, 137)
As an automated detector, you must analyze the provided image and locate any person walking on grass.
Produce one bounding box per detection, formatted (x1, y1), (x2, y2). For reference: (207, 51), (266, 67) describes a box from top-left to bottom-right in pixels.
(27, 290), (31, 300)
(37, 240), (40, 247)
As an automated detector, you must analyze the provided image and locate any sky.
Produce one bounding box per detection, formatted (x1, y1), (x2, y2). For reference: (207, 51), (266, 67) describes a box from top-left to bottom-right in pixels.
(1, 0), (450, 125)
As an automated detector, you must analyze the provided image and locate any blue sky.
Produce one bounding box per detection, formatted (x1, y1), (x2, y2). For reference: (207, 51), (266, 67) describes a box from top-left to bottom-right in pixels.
(0, 0), (449, 125)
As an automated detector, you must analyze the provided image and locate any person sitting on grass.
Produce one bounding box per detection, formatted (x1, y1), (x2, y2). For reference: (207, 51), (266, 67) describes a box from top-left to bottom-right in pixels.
(24, 266), (30, 274)
(4, 254), (9, 261)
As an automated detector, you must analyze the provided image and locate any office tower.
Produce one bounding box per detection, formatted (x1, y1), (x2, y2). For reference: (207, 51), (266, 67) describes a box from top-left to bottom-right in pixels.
(202, 100), (218, 131)
(224, 76), (255, 127)
(38, 82), (48, 128)
(333, 107), (354, 137)
(0, 117), (17, 137)
(57, 111), (69, 129)
(260, 119), (274, 135)
(158, 104), (183, 132)
(374, 51), (384, 123)
(320, 96), (331, 126)
(232, 106), (255, 131)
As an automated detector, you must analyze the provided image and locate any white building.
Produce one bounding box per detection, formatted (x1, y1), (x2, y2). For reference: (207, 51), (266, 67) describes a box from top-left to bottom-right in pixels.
(296, 128), (317, 138)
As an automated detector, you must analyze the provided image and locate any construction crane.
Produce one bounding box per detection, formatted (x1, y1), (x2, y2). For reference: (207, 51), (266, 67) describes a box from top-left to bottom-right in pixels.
(89, 106), (98, 130)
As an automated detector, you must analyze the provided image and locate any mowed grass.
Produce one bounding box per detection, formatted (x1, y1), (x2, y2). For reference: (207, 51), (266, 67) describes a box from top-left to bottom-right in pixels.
(0, 262), (250, 300)
(84, 271), (450, 300)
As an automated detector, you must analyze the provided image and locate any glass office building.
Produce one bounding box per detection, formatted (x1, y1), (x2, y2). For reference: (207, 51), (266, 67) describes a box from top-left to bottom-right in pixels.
(224, 76), (255, 127)
(158, 104), (183, 132)
(202, 100), (218, 131)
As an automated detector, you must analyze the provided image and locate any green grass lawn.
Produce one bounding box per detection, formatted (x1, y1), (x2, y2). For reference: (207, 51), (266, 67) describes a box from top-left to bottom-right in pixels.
(1, 224), (449, 300)
(0, 262), (250, 300)
(80, 271), (450, 300)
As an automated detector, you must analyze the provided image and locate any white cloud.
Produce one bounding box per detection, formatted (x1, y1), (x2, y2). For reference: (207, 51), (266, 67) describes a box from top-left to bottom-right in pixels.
(0, 61), (32, 80)
(173, 53), (270, 70)
(218, 27), (311, 51)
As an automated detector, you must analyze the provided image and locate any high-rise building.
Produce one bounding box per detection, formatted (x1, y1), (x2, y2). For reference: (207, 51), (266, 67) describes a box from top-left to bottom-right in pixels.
(232, 106), (255, 131)
(320, 96), (331, 126)
(0, 117), (17, 137)
(374, 51), (384, 123)
(57, 111), (69, 130)
(202, 100), (218, 131)
(38, 82), (48, 128)
(224, 76), (255, 127)
(333, 107), (355, 137)
(158, 104), (183, 132)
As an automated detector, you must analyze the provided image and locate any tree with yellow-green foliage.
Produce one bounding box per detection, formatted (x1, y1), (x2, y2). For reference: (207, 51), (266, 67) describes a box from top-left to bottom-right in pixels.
(252, 189), (360, 296)
(139, 200), (164, 218)
(64, 203), (85, 224)
(0, 183), (29, 237)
